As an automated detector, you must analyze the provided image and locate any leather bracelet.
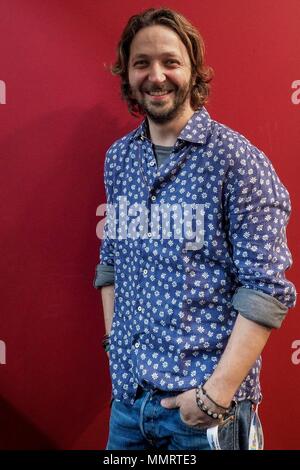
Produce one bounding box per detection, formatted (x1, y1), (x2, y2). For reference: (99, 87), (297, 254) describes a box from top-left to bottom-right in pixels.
(195, 386), (227, 420)
(202, 385), (230, 411)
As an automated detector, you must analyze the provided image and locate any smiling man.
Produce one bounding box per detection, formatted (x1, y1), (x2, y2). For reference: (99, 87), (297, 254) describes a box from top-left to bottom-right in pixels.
(94, 8), (296, 450)
(128, 25), (193, 131)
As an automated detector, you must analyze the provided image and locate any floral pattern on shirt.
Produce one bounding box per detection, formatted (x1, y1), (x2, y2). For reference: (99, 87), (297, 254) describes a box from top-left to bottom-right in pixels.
(98, 107), (296, 405)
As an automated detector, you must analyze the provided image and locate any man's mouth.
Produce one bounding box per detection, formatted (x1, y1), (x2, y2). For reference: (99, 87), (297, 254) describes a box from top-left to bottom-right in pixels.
(144, 89), (174, 97)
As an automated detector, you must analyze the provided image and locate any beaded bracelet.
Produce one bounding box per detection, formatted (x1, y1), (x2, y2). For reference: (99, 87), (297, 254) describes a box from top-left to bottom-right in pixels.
(195, 386), (229, 420)
(102, 334), (110, 353)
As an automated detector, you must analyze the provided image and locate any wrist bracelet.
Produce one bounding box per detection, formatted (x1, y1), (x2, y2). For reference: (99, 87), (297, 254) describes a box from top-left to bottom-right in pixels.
(201, 385), (230, 411)
(102, 334), (110, 352)
(195, 386), (227, 420)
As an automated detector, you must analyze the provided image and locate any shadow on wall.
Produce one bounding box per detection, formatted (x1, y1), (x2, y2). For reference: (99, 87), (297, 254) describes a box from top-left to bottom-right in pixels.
(0, 396), (58, 450)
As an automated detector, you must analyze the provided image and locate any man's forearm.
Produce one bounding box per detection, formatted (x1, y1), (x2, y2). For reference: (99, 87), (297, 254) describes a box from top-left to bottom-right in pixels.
(101, 285), (115, 335)
(204, 314), (272, 407)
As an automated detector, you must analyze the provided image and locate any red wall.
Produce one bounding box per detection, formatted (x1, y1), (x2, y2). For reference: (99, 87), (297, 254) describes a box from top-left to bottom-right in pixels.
(0, 0), (299, 450)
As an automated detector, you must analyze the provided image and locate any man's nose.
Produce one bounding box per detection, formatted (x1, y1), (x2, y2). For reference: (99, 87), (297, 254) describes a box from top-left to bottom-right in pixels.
(147, 63), (166, 83)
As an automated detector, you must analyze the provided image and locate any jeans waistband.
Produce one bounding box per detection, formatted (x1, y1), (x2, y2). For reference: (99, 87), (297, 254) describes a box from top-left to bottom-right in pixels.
(137, 381), (184, 396)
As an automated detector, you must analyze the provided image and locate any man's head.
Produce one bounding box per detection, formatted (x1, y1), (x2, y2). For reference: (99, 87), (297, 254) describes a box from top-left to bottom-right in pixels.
(111, 8), (213, 122)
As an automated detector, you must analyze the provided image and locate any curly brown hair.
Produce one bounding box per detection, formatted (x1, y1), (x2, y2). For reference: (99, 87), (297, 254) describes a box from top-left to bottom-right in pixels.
(111, 8), (214, 117)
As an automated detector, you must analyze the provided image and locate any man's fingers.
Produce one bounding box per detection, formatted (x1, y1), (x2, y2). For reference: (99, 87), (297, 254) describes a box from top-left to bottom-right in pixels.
(160, 396), (180, 408)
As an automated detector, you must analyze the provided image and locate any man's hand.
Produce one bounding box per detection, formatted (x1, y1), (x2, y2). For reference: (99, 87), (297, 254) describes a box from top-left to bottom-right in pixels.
(160, 389), (221, 429)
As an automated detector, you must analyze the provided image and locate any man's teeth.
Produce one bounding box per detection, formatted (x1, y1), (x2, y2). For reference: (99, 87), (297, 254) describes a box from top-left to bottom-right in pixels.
(147, 91), (171, 96)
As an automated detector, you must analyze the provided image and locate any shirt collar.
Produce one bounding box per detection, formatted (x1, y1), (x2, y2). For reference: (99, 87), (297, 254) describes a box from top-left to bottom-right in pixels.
(131, 106), (212, 145)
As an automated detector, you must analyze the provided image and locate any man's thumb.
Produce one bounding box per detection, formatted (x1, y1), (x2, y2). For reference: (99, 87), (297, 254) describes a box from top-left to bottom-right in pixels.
(160, 396), (179, 409)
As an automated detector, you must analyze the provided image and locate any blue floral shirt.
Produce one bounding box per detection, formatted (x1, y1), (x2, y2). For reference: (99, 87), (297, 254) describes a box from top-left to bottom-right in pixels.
(96, 107), (296, 405)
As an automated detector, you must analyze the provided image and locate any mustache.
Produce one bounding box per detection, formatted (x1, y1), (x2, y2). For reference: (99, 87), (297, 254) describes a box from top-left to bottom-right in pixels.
(142, 86), (175, 93)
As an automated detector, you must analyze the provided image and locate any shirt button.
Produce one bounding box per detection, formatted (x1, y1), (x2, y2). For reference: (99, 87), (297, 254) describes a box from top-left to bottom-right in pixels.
(151, 195), (156, 201)
(149, 160), (156, 167)
(135, 342), (140, 348)
(143, 269), (148, 275)
(147, 232), (152, 238)
(137, 306), (142, 312)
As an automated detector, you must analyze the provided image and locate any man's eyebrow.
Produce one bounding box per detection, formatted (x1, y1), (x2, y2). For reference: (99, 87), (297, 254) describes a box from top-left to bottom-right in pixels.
(131, 52), (181, 61)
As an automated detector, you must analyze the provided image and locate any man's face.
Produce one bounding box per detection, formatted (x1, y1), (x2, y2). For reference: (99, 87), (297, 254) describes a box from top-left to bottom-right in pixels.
(128, 25), (193, 124)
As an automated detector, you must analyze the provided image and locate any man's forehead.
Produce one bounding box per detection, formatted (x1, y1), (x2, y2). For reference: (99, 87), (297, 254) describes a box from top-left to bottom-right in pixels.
(130, 25), (188, 57)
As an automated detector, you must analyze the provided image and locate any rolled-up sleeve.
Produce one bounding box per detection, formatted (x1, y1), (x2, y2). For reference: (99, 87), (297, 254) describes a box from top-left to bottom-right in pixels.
(225, 142), (297, 328)
(93, 146), (116, 289)
(93, 264), (115, 289)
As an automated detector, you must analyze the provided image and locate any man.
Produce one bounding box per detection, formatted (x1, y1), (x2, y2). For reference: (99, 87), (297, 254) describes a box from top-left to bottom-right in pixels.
(94, 8), (296, 450)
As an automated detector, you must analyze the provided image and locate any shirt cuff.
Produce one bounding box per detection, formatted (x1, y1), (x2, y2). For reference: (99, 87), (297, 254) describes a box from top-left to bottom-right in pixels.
(232, 287), (288, 329)
(93, 264), (115, 289)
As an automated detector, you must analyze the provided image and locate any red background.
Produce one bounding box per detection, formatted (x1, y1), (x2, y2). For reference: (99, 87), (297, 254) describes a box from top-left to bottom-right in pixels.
(0, 0), (299, 450)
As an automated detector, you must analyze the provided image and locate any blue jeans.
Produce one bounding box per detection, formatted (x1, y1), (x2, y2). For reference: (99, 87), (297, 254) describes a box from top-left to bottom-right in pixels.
(106, 385), (210, 450)
(106, 384), (255, 450)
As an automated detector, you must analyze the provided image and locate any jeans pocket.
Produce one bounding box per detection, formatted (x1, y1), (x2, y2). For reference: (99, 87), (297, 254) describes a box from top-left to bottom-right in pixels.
(217, 400), (253, 450)
(234, 399), (254, 450)
(177, 409), (209, 434)
(215, 412), (236, 449)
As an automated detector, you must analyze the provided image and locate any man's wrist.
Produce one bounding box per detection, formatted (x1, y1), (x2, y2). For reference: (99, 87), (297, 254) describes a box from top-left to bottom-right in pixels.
(195, 386), (231, 420)
(202, 376), (236, 409)
(102, 334), (110, 352)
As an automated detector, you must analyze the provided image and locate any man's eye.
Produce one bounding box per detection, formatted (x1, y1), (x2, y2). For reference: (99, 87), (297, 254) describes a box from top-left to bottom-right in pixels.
(134, 61), (147, 67)
(133, 60), (179, 67)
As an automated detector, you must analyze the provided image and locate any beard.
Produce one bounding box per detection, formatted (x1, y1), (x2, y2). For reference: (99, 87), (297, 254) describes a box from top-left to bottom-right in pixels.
(131, 80), (193, 124)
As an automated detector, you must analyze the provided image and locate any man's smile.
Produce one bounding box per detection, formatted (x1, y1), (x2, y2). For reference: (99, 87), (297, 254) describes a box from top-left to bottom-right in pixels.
(143, 89), (174, 100)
